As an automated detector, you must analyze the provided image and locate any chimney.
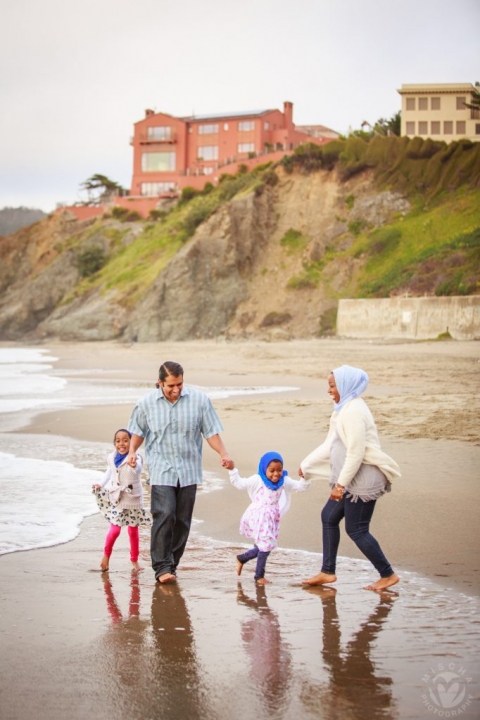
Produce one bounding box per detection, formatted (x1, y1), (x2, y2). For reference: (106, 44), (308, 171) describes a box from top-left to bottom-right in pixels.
(145, 109), (154, 118)
(283, 101), (293, 129)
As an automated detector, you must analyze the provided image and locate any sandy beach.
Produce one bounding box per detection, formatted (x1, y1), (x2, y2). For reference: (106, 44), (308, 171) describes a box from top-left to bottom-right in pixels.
(0, 338), (479, 720)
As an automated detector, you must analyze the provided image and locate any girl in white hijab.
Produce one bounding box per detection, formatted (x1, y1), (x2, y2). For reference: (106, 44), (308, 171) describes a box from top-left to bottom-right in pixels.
(300, 365), (400, 591)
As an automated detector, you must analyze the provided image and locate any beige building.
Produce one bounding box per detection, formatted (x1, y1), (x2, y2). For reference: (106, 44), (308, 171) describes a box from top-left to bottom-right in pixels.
(398, 83), (480, 142)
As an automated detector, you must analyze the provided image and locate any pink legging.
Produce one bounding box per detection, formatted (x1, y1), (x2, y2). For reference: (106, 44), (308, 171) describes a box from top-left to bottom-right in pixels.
(104, 524), (139, 562)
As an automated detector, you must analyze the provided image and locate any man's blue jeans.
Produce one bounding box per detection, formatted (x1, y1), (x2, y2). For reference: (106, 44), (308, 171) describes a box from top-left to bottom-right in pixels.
(321, 496), (394, 578)
(150, 483), (197, 579)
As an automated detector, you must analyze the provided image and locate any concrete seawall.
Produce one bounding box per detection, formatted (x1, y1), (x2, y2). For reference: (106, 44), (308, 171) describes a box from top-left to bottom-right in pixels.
(337, 296), (480, 340)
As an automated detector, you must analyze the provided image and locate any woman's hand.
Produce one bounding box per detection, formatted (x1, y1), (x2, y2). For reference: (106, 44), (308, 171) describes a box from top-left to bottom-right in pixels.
(298, 467), (304, 478)
(329, 484), (345, 502)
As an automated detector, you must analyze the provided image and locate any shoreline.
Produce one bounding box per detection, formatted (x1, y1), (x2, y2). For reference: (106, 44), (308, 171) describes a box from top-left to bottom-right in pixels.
(1, 339), (480, 720)
(6, 337), (480, 596)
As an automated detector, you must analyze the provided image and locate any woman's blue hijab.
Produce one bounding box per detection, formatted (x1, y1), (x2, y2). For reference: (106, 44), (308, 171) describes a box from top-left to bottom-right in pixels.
(258, 451), (287, 491)
(332, 365), (369, 412)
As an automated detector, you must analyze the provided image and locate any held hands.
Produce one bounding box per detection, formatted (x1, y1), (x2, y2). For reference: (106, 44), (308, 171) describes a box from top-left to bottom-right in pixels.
(91, 483), (101, 493)
(127, 453), (137, 468)
(221, 457), (235, 471)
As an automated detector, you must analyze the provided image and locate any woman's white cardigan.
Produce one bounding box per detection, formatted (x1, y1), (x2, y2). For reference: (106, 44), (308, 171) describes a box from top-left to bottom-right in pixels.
(300, 398), (401, 487)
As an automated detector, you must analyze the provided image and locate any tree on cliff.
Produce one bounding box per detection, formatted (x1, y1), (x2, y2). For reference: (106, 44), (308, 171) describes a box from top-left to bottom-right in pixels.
(463, 86), (480, 111)
(80, 174), (126, 205)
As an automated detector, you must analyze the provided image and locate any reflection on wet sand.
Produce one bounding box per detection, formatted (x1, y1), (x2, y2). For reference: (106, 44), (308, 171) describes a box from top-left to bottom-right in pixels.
(237, 583), (292, 714)
(148, 583), (211, 720)
(300, 586), (398, 720)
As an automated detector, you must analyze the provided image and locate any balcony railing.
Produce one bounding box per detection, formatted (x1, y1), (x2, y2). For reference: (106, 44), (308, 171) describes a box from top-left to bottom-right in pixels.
(138, 131), (177, 144)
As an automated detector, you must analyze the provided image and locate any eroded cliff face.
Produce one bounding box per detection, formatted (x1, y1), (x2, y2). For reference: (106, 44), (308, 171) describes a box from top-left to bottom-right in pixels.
(0, 169), (409, 342)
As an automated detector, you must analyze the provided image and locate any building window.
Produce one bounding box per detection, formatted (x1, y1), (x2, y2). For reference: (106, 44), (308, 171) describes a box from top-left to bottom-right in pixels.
(443, 121), (453, 135)
(456, 120), (466, 134)
(147, 126), (171, 141)
(476, 124), (480, 135)
(238, 120), (255, 131)
(418, 98), (428, 111)
(238, 142), (255, 153)
(223, 123), (229, 131)
(264, 121), (270, 130)
(141, 182), (176, 196)
(431, 97), (441, 110)
(406, 98), (415, 111)
(203, 167), (213, 175)
(197, 145), (218, 160)
(418, 121), (428, 135)
(198, 124), (219, 135)
(456, 96), (466, 110)
(406, 121), (415, 135)
(431, 121), (441, 135)
(141, 152), (176, 172)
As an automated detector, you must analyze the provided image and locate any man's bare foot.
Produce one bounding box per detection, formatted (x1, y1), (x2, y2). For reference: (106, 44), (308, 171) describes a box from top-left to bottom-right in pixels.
(157, 572), (176, 584)
(131, 561), (143, 572)
(100, 555), (109, 572)
(255, 578), (271, 585)
(365, 573), (399, 591)
(236, 559), (243, 576)
(301, 572), (337, 586)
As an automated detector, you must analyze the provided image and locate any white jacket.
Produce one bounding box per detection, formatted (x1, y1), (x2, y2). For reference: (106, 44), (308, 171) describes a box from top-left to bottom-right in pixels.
(229, 468), (310, 516)
(300, 398), (401, 487)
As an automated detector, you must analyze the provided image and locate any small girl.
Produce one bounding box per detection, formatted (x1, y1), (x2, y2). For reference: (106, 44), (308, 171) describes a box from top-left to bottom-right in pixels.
(92, 428), (151, 572)
(224, 452), (309, 584)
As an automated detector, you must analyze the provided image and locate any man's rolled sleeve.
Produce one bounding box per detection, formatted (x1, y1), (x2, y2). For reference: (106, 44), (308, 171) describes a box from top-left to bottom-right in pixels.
(128, 403), (148, 438)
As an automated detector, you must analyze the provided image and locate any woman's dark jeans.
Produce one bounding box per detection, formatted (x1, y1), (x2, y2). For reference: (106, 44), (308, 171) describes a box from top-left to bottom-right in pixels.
(237, 545), (271, 580)
(151, 483), (197, 579)
(321, 496), (394, 578)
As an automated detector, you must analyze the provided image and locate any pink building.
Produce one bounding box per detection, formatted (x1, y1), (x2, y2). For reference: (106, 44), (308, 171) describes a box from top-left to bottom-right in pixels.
(130, 101), (338, 197)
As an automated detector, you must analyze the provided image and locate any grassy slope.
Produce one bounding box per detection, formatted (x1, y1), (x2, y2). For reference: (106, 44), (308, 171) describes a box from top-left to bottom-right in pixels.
(60, 137), (480, 307)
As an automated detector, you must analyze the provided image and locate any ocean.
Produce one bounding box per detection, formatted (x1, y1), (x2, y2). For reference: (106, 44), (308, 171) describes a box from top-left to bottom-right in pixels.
(0, 346), (297, 556)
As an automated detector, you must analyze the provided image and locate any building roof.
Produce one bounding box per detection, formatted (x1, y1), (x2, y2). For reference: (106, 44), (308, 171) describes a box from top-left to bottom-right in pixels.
(398, 82), (476, 95)
(181, 109), (274, 122)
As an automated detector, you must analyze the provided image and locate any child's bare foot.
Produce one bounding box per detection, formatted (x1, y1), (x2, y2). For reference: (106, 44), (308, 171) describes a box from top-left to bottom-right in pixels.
(100, 555), (109, 572)
(131, 561), (143, 572)
(301, 572), (337, 586)
(365, 573), (399, 592)
(236, 559), (243, 576)
(157, 572), (176, 584)
(255, 578), (271, 585)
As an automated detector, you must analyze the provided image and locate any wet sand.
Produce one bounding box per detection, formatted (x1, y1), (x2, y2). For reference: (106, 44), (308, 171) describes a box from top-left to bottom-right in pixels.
(1, 338), (479, 719)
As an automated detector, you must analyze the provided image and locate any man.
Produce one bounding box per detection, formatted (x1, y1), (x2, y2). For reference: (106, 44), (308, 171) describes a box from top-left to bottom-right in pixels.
(127, 361), (231, 584)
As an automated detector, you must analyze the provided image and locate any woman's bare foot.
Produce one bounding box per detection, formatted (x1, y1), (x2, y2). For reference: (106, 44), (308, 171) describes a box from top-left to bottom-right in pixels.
(255, 578), (271, 585)
(301, 572), (337, 586)
(100, 555), (109, 572)
(236, 559), (243, 576)
(365, 573), (399, 591)
(157, 572), (176, 584)
(131, 561), (143, 572)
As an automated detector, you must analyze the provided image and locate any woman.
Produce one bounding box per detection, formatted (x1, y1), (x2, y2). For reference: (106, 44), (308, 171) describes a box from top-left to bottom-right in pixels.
(299, 365), (400, 591)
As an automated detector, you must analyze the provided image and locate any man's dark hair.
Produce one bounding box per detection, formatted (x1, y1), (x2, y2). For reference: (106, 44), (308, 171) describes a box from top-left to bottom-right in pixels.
(158, 361), (184, 381)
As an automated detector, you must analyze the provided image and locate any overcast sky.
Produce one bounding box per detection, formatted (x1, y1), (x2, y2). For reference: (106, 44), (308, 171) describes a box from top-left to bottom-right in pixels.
(1, 0), (479, 212)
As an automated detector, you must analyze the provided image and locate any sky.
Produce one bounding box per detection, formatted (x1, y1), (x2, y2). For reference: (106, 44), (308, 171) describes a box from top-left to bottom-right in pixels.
(1, 0), (479, 213)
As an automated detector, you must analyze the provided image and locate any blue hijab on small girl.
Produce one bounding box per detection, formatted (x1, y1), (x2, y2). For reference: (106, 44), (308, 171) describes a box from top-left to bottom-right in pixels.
(258, 451), (287, 491)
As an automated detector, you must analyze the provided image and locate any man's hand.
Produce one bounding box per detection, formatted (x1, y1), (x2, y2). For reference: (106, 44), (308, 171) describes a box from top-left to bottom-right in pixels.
(127, 453), (137, 468)
(222, 458), (235, 470)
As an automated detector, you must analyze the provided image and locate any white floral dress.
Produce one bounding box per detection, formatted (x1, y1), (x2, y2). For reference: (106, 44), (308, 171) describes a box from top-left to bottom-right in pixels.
(239, 484), (282, 552)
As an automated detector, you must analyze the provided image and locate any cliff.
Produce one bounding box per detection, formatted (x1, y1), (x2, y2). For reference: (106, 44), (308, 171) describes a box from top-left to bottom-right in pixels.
(1, 136), (479, 342)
